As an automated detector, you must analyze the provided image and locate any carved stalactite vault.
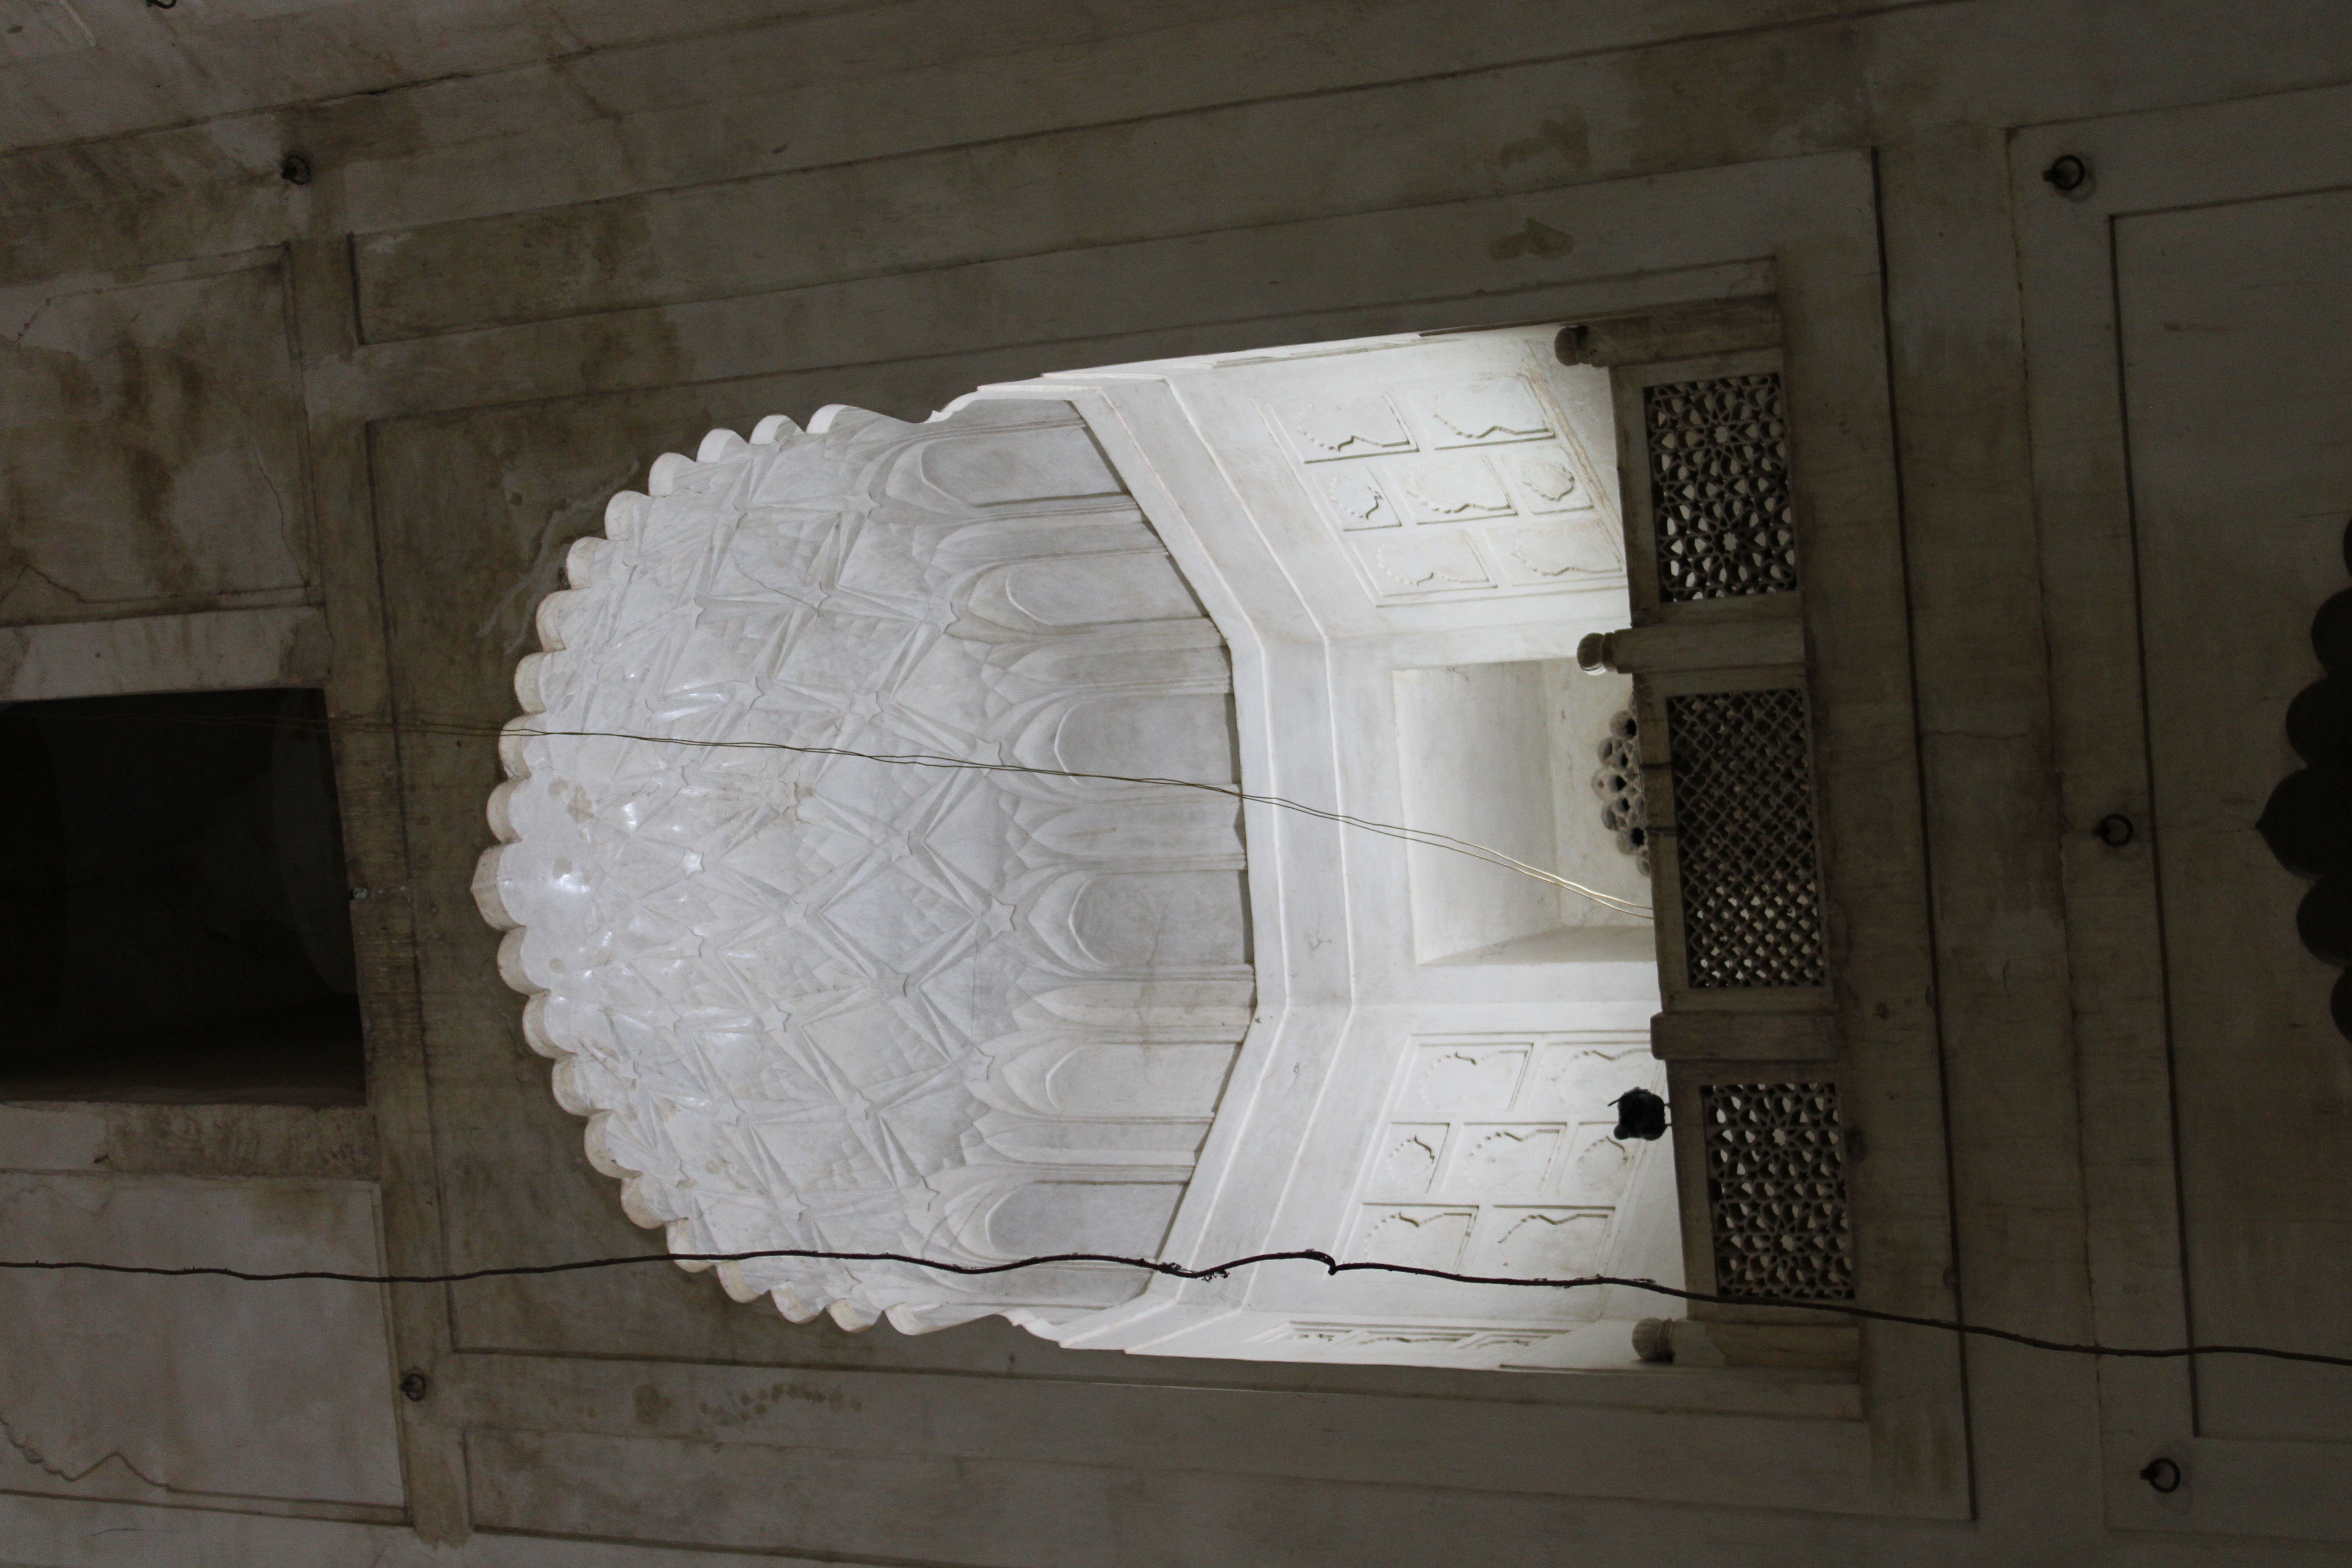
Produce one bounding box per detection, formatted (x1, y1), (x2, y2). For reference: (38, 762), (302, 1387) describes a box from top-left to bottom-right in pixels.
(474, 401), (1253, 1335)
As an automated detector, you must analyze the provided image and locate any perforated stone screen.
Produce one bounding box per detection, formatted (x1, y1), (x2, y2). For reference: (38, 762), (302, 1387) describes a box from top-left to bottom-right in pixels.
(1644, 372), (1797, 600)
(1701, 1081), (1853, 1300)
(1666, 688), (1826, 989)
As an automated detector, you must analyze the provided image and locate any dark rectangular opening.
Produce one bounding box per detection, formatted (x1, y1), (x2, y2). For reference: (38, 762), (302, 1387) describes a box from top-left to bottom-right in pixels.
(0, 688), (365, 1106)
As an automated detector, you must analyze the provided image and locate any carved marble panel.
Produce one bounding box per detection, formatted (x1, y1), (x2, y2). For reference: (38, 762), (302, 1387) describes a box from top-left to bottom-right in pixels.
(1251, 1321), (1554, 1361)
(1349, 1034), (1664, 1281)
(1262, 369), (1620, 604)
(476, 400), (1252, 1335)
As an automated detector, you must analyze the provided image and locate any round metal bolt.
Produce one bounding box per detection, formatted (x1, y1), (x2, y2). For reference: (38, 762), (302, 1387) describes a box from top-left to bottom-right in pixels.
(399, 1371), (430, 1403)
(2042, 154), (2090, 194)
(2095, 813), (2136, 848)
(279, 154), (313, 186)
(2138, 1456), (2182, 1494)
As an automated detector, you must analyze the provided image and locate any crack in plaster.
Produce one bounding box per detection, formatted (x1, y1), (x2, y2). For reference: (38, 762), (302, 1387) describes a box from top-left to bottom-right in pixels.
(3, 294), (52, 345)
(0, 1402), (174, 1494)
(247, 437), (300, 570)
(479, 502), (583, 660)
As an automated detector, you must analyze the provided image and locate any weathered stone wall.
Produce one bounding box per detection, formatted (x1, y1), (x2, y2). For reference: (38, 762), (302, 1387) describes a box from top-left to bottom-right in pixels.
(3, 2), (2350, 1561)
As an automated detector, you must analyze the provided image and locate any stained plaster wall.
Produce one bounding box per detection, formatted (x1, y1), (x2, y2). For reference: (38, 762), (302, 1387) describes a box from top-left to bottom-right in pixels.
(1, 2), (2348, 1563)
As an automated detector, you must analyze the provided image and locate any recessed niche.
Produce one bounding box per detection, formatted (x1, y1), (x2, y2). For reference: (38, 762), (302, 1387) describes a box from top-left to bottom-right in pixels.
(1394, 660), (1653, 965)
(0, 688), (364, 1105)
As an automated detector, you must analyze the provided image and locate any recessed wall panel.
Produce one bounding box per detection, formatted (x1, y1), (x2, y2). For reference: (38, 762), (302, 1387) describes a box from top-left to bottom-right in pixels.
(2117, 187), (2352, 1441)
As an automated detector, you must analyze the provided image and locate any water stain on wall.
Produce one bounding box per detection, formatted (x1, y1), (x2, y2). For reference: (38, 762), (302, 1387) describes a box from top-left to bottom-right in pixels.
(0, 262), (310, 625)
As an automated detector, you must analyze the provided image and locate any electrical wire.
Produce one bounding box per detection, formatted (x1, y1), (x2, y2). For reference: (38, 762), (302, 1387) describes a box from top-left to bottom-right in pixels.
(2, 1246), (2344, 1367)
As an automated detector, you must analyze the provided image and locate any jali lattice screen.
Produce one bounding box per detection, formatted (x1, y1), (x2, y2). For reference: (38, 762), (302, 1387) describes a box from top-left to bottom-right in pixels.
(1644, 372), (1797, 601)
(1700, 1081), (1854, 1300)
(1666, 688), (1826, 989)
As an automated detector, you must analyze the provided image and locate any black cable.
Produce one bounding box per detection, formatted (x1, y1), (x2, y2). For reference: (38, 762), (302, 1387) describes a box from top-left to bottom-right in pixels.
(5, 1247), (2346, 1367)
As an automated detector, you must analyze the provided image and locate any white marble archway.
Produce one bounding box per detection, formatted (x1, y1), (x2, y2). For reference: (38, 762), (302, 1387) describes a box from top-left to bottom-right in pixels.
(479, 327), (1677, 1365)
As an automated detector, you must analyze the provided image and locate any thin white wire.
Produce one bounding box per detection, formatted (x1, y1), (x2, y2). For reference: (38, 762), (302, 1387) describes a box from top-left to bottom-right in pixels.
(487, 721), (1656, 921)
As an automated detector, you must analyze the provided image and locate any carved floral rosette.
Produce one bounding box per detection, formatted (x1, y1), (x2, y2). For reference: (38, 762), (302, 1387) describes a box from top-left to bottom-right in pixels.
(473, 400), (1253, 1335)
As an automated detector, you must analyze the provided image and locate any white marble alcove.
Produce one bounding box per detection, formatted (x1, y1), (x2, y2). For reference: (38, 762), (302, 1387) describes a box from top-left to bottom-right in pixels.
(479, 327), (1676, 1366)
